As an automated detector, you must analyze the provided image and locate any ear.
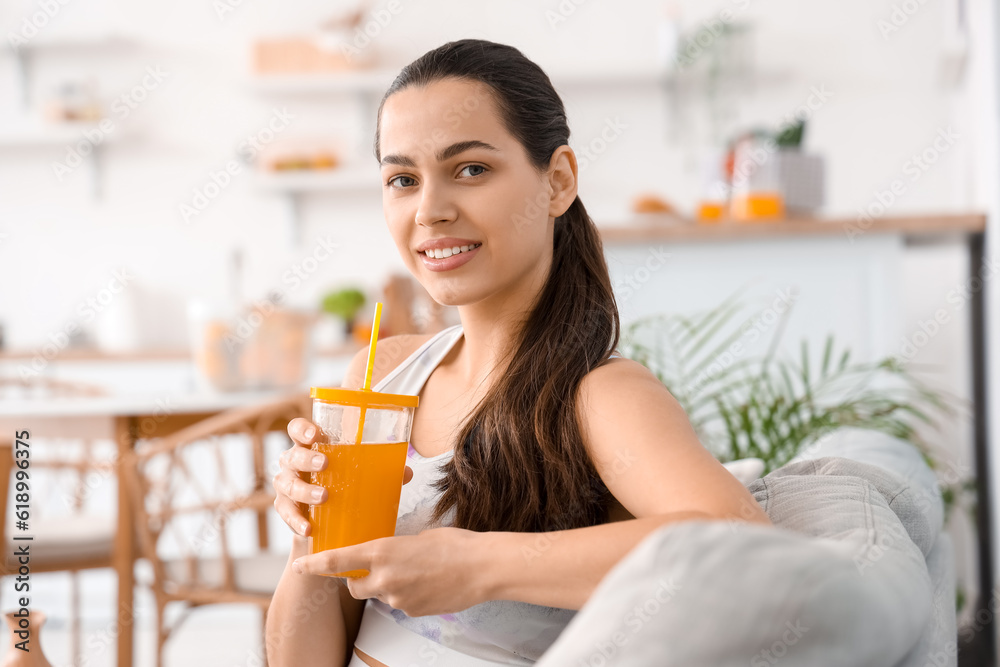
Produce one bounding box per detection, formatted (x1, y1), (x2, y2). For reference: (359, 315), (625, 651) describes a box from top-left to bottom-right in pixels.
(547, 145), (578, 218)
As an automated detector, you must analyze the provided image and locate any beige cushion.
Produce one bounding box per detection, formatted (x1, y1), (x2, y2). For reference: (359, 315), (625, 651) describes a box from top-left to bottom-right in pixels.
(5, 514), (115, 565)
(136, 552), (289, 595)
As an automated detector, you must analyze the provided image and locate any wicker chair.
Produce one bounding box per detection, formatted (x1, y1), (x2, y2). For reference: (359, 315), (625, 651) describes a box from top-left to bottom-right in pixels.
(0, 376), (115, 667)
(122, 392), (310, 666)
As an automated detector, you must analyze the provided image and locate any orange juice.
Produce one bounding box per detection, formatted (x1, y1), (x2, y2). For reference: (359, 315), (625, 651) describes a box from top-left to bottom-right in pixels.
(730, 192), (784, 221)
(696, 201), (726, 222)
(309, 440), (408, 577)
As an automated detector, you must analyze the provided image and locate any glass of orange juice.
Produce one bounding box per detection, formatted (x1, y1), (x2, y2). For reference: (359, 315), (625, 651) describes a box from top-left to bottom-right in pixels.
(307, 386), (418, 576)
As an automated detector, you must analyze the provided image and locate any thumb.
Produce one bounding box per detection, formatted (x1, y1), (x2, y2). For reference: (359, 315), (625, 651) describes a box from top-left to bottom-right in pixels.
(402, 465), (414, 485)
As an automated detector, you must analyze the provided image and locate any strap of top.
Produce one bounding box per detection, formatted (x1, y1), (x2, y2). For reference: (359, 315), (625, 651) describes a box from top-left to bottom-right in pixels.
(372, 325), (464, 396)
(371, 324), (624, 396)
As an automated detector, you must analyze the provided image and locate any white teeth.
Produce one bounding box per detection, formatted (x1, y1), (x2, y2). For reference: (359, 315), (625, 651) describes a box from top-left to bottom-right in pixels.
(424, 243), (480, 259)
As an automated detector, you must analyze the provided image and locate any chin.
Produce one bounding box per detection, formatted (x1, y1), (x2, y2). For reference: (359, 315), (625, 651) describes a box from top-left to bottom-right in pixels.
(419, 277), (492, 308)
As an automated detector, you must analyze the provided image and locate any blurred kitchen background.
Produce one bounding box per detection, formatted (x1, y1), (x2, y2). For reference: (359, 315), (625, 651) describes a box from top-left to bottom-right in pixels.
(1, 0), (999, 665)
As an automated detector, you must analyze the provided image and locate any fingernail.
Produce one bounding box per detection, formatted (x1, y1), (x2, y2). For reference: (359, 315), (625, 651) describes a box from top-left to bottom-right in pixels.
(304, 426), (316, 440)
(312, 454), (325, 469)
(299, 521), (309, 535)
(292, 560), (303, 574)
(311, 488), (324, 503)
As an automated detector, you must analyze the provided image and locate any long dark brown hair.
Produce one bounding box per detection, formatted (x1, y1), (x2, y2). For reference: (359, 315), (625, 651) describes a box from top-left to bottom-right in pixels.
(374, 39), (621, 533)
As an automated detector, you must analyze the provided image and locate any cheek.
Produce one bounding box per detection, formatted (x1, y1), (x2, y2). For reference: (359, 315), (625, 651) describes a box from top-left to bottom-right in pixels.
(383, 207), (411, 250)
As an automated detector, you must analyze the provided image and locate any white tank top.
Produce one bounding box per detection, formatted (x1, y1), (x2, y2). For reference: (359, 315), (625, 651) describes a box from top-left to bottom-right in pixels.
(361, 323), (618, 665)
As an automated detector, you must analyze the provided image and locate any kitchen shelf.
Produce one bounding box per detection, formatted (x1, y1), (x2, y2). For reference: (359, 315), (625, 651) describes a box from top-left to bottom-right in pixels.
(7, 33), (139, 110)
(0, 342), (363, 362)
(596, 213), (986, 243)
(0, 116), (117, 197)
(249, 68), (397, 95)
(248, 67), (674, 96)
(7, 33), (138, 52)
(255, 167), (380, 192)
(0, 118), (112, 145)
(254, 167), (382, 244)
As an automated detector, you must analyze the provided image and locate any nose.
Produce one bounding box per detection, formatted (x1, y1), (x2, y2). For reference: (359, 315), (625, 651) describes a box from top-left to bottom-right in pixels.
(414, 180), (458, 228)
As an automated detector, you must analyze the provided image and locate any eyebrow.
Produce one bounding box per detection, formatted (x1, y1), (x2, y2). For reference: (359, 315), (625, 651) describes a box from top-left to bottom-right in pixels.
(380, 140), (500, 167)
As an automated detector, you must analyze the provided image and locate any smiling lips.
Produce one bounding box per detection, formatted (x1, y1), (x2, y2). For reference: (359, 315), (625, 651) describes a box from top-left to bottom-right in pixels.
(418, 242), (482, 272)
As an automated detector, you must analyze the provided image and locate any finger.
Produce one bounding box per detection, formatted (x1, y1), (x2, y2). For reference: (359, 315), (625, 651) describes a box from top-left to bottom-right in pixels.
(402, 465), (413, 485)
(273, 494), (311, 537)
(273, 468), (328, 505)
(293, 542), (371, 577)
(345, 574), (379, 601)
(282, 443), (327, 474)
(287, 418), (319, 446)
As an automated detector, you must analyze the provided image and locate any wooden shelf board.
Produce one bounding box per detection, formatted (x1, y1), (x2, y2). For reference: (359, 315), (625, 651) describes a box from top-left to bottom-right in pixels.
(254, 168), (380, 192)
(597, 213), (986, 243)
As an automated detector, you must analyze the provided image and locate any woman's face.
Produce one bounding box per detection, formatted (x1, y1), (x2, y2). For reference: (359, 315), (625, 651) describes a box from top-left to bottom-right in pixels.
(378, 78), (557, 309)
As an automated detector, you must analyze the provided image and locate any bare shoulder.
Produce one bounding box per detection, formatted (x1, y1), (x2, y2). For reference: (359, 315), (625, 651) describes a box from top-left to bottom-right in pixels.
(343, 333), (435, 388)
(578, 356), (667, 402)
(574, 355), (770, 525)
(575, 356), (690, 451)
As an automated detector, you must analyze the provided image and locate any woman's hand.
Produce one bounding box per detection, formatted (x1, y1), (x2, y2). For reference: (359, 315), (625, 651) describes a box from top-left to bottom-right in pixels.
(273, 417), (414, 538)
(291, 527), (490, 617)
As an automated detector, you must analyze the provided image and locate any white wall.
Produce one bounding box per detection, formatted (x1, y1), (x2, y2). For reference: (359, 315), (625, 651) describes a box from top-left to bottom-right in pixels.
(0, 0), (993, 650)
(0, 0), (967, 349)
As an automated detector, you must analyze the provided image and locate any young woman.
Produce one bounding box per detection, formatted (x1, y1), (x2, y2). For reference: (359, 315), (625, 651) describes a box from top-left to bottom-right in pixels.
(266, 39), (772, 667)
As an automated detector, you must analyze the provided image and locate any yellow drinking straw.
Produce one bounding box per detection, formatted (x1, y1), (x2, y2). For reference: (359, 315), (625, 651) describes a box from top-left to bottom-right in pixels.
(354, 301), (383, 445)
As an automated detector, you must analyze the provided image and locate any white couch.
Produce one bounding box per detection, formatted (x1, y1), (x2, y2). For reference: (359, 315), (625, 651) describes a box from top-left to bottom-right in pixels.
(536, 428), (956, 667)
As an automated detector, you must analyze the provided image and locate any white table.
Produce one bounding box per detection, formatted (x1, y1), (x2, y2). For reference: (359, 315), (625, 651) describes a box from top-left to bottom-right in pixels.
(0, 388), (303, 667)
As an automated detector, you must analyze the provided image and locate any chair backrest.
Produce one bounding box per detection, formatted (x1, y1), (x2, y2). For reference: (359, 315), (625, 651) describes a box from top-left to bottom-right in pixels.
(123, 392), (309, 596)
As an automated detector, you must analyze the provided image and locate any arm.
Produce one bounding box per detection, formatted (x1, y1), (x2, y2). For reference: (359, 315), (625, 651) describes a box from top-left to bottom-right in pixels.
(267, 345), (376, 667)
(267, 334), (431, 664)
(475, 358), (772, 611)
(266, 536), (363, 667)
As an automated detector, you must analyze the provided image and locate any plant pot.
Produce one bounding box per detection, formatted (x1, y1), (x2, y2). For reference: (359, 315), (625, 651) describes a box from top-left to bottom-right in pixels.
(772, 149), (825, 215)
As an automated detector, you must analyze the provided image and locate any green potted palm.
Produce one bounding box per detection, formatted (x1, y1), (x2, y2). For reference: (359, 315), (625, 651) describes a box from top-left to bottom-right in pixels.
(618, 290), (959, 474)
(618, 291), (972, 613)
